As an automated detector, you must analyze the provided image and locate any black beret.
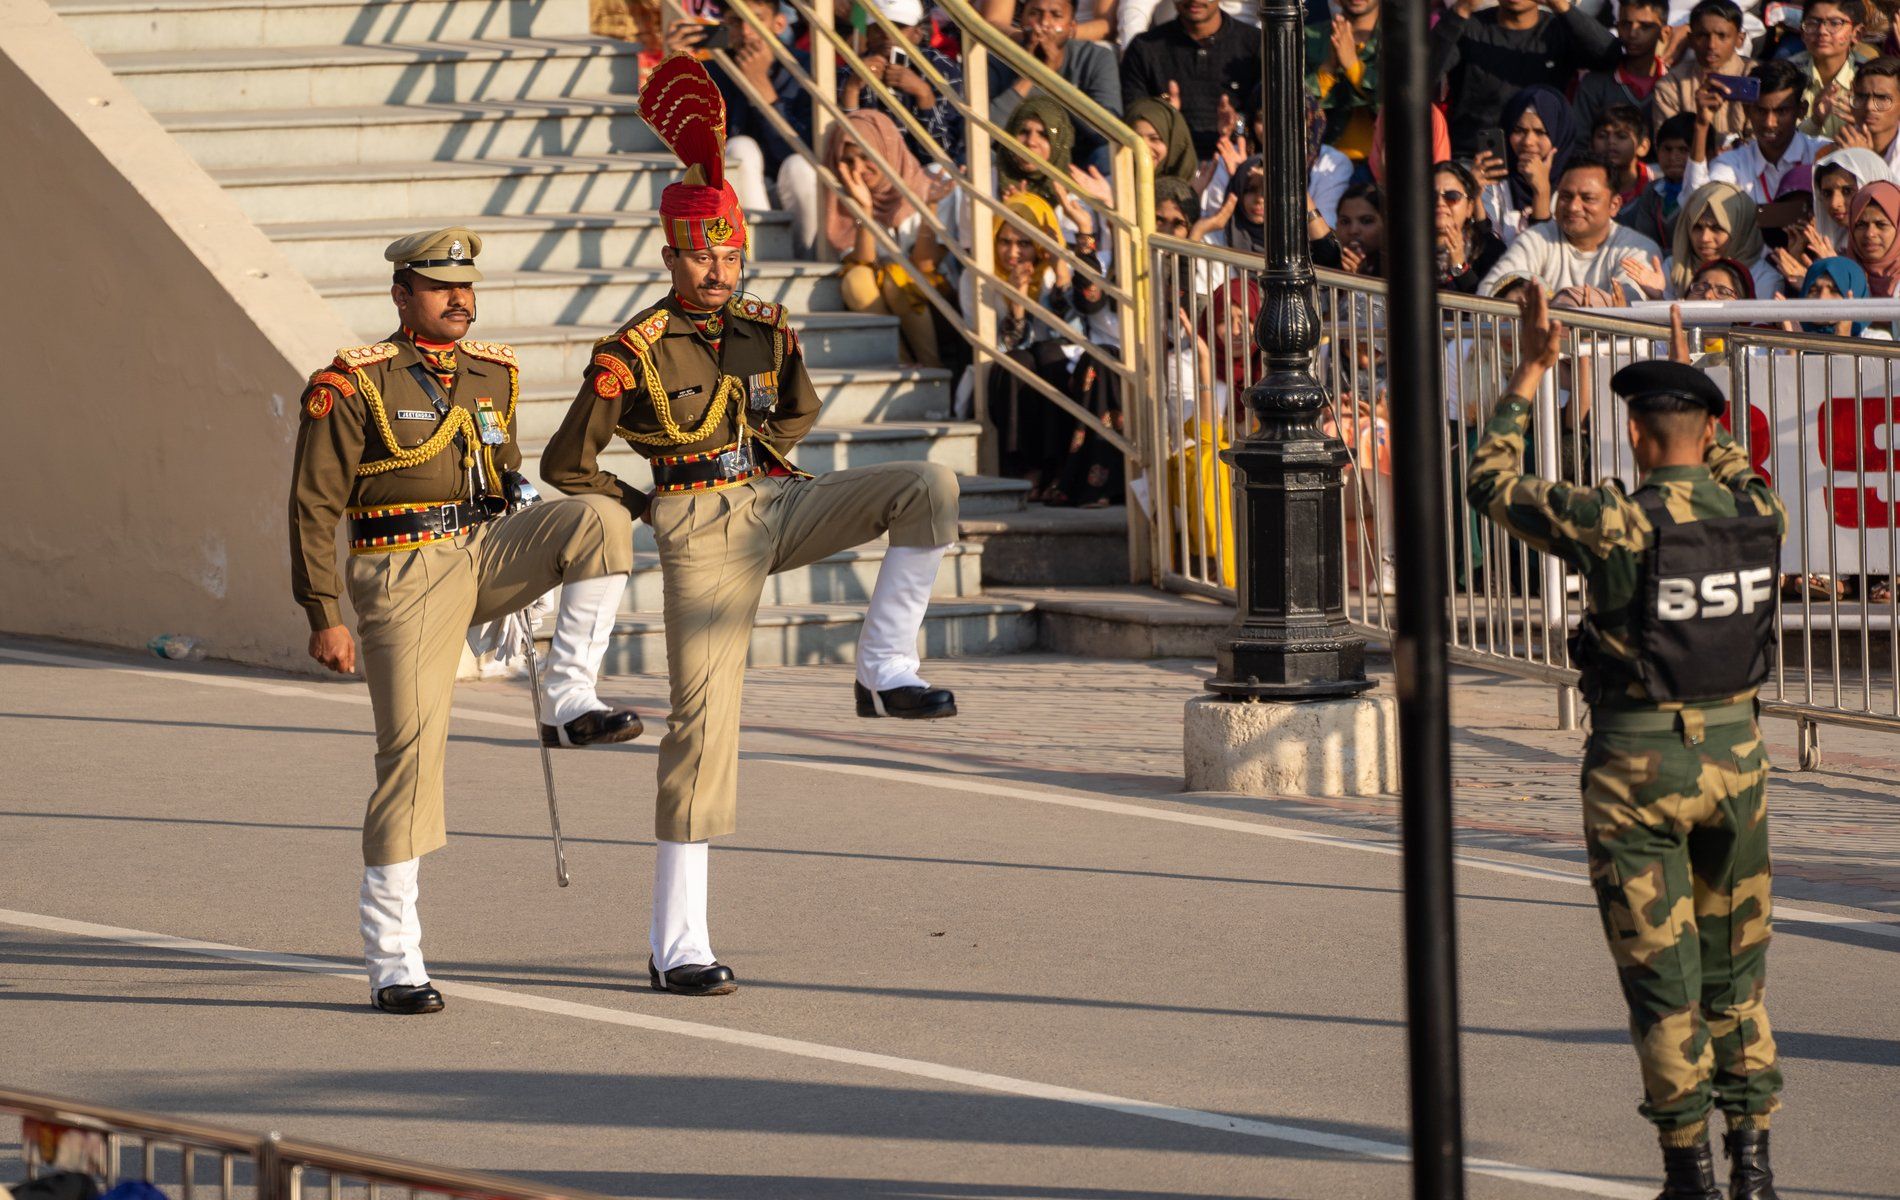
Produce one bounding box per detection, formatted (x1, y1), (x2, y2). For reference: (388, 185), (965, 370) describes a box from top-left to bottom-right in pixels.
(1609, 360), (1726, 417)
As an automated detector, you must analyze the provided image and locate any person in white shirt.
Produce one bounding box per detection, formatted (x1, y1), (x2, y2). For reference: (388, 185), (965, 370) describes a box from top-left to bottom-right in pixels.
(1480, 153), (1664, 300)
(1683, 58), (1822, 227)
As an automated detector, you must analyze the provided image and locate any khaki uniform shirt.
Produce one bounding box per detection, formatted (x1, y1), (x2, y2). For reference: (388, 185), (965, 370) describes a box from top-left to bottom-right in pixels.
(541, 294), (821, 506)
(289, 331), (522, 630)
(1652, 53), (1752, 145)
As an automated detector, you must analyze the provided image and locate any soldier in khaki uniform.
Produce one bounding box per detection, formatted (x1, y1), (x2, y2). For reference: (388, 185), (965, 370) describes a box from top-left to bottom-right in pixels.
(291, 227), (642, 1016)
(542, 58), (960, 997)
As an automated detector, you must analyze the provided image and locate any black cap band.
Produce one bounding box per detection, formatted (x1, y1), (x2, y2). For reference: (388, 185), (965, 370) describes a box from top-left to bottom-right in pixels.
(399, 258), (476, 269)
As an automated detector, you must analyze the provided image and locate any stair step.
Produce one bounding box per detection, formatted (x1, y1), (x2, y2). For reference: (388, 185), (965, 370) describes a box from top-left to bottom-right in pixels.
(103, 36), (640, 112)
(624, 541), (985, 611)
(53, 0), (591, 54)
(958, 506), (1133, 587)
(518, 421), (982, 483)
(215, 154), (681, 224)
(166, 97), (660, 169)
(318, 263), (842, 329)
(469, 319), (906, 383)
(600, 598), (1039, 674)
(277, 210), (796, 279)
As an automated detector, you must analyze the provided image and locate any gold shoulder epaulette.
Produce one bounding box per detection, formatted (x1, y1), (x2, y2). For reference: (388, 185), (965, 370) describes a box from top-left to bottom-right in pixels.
(621, 309), (670, 354)
(334, 342), (398, 369)
(459, 340), (518, 368)
(728, 297), (786, 328)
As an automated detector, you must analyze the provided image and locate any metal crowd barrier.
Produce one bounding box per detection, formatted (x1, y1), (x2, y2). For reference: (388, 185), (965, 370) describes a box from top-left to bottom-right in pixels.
(1144, 234), (1900, 762)
(2, 1088), (604, 1200)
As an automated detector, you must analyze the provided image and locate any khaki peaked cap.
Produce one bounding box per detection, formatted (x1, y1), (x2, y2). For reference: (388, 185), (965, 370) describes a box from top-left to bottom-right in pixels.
(385, 227), (484, 283)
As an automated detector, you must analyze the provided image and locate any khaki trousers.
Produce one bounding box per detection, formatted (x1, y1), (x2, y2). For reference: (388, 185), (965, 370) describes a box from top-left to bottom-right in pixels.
(347, 494), (634, 865)
(649, 461), (959, 841)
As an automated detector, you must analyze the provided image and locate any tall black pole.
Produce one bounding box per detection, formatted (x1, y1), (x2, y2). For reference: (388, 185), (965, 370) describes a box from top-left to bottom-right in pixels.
(1208, 0), (1369, 700)
(1380, 0), (1466, 1195)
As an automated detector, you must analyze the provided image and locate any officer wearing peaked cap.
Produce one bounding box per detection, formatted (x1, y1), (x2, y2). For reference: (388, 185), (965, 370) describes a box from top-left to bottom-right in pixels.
(1467, 288), (1789, 1200)
(290, 227), (643, 1017)
(540, 57), (962, 1000)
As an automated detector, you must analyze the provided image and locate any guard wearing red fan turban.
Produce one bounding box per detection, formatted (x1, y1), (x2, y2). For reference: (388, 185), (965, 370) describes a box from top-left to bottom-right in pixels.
(540, 54), (962, 1003)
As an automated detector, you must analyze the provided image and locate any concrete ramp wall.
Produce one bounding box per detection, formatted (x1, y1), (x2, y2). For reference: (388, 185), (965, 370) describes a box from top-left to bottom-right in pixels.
(0, 0), (356, 671)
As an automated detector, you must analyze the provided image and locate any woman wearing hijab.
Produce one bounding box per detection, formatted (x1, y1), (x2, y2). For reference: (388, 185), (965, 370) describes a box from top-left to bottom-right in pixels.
(1812, 148), (1895, 254)
(1480, 86), (1578, 246)
(827, 110), (949, 368)
(1622, 182), (1778, 300)
(1845, 181), (1900, 299)
(998, 96), (1075, 204)
(1124, 96), (1198, 184)
(1797, 257), (1887, 338)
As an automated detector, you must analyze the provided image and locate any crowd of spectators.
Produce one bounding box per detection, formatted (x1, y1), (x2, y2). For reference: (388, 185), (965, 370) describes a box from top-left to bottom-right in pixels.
(656, 0), (1900, 510)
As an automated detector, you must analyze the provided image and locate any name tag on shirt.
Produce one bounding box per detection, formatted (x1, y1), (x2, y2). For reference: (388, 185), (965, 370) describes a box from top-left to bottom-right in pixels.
(668, 384), (704, 401)
(395, 409), (435, 422)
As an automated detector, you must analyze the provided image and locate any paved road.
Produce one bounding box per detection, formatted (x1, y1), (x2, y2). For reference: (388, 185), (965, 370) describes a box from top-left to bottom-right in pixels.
(1, 638), (1895, 1199)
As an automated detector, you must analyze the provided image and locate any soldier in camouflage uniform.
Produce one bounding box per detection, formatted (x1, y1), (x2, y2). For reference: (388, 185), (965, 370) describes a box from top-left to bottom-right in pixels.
(1467, 288), (1787, 1200)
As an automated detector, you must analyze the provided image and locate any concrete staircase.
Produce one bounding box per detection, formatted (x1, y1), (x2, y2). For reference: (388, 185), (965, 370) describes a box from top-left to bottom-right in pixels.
(53, 0), (1044, 672)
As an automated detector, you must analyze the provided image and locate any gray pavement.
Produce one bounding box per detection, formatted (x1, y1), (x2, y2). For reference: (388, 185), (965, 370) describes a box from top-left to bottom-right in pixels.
(0, 636), (1896, 1199)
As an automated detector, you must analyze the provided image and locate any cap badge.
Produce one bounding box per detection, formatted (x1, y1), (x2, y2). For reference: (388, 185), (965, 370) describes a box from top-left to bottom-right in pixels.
(705, 217), (734, 245)
(449, 239), (465, 259)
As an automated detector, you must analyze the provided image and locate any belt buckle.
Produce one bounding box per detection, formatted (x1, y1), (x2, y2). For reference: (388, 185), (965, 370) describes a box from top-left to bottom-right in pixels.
(438, 503), (458, 536)
(717, 445), (753, 478)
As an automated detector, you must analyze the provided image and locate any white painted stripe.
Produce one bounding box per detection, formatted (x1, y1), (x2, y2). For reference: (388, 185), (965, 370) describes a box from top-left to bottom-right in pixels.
(0, 906), (1648, 1200)
(3, 646), (1894, 941)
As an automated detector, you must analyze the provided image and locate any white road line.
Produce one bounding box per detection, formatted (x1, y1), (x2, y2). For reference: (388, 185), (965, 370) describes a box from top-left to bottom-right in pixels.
(0, 906), (1649, 1200)
(4, 646), (1895, 942)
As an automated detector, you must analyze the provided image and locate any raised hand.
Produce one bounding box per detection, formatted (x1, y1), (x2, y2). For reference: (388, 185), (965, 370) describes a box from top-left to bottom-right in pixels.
(1472, 148), (1508, 186)
(1164, 79), (1183, 110)
(1516, 282), (1566, 373)
(1620, 253), (1666, 296)
(1068, 162), (1114, 205)
(1329, 14), (1358, 72)
(1215, 91), (1240, 139)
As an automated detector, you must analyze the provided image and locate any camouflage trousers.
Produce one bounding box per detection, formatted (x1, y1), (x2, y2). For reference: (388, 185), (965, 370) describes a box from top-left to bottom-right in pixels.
(1580, 712), (1783, 1134)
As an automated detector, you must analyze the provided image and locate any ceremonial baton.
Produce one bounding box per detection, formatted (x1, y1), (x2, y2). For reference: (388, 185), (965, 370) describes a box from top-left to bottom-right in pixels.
(518, 611), (570, 887)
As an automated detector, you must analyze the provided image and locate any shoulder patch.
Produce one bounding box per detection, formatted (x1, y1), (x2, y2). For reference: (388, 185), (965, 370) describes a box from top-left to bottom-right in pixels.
(459, 340), (518, 368)
(333, 342), (398, 369)
(309, 369), (356, 398)
(591, 352), (639, 400)
(305, 388), (335, 420)
(728, 297), (785, 328)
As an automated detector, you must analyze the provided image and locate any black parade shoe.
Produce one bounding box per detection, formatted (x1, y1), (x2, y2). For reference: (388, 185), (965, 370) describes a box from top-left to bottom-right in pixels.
(854, 680), (957, 719)
(372, 982), (445, 1015)
(1724, 1129), (1778, 1200)
(540, 706), (644, 747)
(648, 956), (739, 996)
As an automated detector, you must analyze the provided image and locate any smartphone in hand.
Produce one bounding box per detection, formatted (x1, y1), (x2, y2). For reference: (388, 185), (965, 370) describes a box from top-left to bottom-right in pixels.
(1709, 72), (1761, 105)
(1476, 126), (1508, 163)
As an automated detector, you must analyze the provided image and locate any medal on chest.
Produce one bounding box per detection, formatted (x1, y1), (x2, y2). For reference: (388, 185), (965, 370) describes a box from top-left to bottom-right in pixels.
(747, 370), (779, 414)
(475, 397), (506, 445)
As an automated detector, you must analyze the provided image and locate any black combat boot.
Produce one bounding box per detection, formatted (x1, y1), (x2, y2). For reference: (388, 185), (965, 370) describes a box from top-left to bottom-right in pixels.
(1723, 1128), (1778, 1200)
(1655, 1140), (1721, 1200)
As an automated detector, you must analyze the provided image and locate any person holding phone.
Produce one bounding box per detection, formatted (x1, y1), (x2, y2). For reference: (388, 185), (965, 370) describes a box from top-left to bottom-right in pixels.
(841, 0), (965, 164)
(1654, 0), (1755, 147)
(1684, 59), (1823, 220)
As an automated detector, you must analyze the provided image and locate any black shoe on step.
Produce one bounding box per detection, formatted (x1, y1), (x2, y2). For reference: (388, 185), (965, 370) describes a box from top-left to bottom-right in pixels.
(1724, 1129), (1778, 1200)
(647, 956), (738, 996)
(855, 680), (957, 719)
(540, 706), (644, 748)
(372, 982), (445, 1015)
(1655, 1141), (1721, 1200)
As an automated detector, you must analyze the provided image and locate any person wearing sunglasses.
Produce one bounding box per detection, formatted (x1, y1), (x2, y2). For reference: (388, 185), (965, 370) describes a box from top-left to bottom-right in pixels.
(1433, 159), (1506, 293)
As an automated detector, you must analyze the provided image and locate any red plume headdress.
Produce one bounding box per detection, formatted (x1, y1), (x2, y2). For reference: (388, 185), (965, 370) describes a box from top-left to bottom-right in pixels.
(640, 55), (747, 253)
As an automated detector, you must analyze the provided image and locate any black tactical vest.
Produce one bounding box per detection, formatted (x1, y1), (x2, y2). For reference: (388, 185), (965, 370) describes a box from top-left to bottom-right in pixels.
(1575, 485), (1780, 705)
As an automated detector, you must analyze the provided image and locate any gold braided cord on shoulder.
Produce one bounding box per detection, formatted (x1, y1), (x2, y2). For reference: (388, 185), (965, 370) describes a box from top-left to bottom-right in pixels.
(608, 323), (736, 446)
(353, 365), (489, 477)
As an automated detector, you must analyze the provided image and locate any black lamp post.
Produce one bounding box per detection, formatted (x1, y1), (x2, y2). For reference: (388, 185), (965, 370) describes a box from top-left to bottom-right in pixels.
(1206, 0), (1369, 701)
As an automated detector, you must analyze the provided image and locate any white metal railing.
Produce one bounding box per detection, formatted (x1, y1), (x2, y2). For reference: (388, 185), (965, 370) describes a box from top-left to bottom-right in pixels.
(1146, 233), (1900, 761)
(2, 1087), (604, 1200)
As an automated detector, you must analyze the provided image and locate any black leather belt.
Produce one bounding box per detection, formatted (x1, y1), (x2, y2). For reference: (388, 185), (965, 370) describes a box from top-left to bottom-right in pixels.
(650, 441), (763, 494)
(348, 500), (493, 553)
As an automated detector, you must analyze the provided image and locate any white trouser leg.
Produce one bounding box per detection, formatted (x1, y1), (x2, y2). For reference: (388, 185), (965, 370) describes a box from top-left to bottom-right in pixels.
(856, 544), (948, 692)
(360, 859), (426, 993)
(725, 136), (769, 215)
(542, 573), (627, 726)
(650, 840), (714, 971)
(775, 154), (821, 258)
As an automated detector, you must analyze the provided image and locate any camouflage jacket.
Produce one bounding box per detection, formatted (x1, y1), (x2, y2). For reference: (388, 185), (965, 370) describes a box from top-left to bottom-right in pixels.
(1466, 391), (1788, 710)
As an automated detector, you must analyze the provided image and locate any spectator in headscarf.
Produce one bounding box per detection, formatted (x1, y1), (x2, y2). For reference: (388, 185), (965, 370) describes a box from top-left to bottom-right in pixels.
(1201, 277), (1262, 401)
(1212, 154), (1266, 252)
(1845, 178), (1900, 294)
(1813, 146), (1895, 250)
(1125, 96), (1199, 182)
(1620, 181), (1777, 298)
(1484, 86), (1578, 243)
(1684, 255), (1758, 300)
(1798, 256), (1885, 335)
(827, 111), (949, 368)
(998, 96), (1076, 204)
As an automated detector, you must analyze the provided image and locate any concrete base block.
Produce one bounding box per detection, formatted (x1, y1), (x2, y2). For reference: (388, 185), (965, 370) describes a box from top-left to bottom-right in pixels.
(1183, 693), (1398, 797)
